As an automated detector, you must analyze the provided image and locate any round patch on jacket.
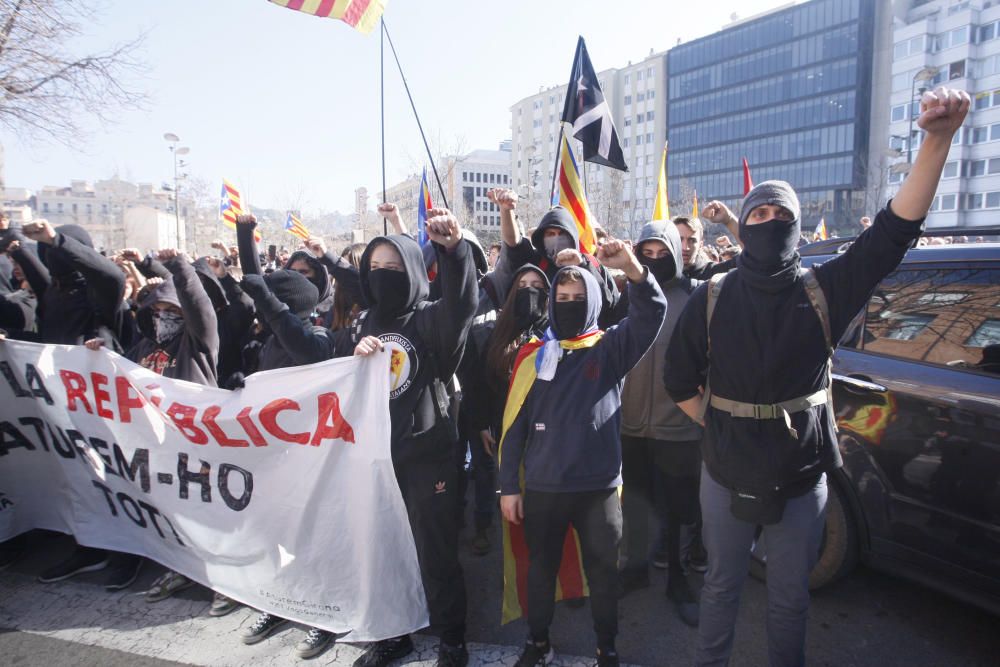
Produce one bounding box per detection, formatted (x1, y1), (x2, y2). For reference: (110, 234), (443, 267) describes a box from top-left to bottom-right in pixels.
(380, 333), (419, 399)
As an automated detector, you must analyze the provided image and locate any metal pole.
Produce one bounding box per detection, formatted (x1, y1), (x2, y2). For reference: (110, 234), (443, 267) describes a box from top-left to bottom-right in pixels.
(172, 148), (181, 248)
(380, 17), (387, 235)
(907, 75), (916, 165)
(382, 20), (450, 209)
(550, 124), (565, 206)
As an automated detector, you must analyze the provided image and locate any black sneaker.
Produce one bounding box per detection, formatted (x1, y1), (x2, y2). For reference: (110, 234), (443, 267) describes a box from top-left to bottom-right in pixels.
(296, 627), (335, 659)
(436, 641), (468, 667)
(241, 612), (288, 644)
(666, 572), (700, 627)
(37, 547), (109, 583)
(514, 640), (554, 667)
(352, 635), (414, 667)
(104, 554), (143, 591)
(595, 648), (620, 667)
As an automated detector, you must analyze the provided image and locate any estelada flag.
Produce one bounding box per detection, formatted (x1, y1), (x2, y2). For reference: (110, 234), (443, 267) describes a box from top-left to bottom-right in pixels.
(417, 167), (432, 247)
(285, 212), (311, 241)
(813, 217), (828, 241)
(267, 0), (386, 35)
(220, 179), (262, 242)
(556, 134), (598, 255)
(498, 331), (605, 624)
(652, 141), (669, 221)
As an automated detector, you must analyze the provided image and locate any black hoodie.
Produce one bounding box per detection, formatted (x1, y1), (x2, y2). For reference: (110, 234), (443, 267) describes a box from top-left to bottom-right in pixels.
(34, 225), (126, 348)
(126, 258), (219, 387)
(506, 206), (620, 328)
(192, 257), (255, 383)
(332, 234), (478, 463)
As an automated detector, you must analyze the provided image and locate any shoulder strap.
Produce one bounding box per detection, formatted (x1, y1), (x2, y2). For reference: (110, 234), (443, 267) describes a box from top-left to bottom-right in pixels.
(698, 272), (729, 424)
(800, 268), (833, 354)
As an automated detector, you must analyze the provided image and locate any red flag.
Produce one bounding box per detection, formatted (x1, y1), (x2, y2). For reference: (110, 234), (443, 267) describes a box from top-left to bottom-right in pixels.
(742, 157), (754, 196)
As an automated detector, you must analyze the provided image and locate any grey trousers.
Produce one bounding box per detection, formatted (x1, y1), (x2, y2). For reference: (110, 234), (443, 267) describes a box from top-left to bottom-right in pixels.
(696, 466), (827, 667)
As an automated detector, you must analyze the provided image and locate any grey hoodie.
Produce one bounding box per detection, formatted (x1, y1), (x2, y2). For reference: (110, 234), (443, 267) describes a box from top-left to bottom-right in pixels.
(621, 220), (704, 442)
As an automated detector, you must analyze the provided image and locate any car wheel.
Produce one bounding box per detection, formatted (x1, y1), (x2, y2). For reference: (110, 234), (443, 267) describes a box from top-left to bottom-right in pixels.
(749, 475), (859, 590)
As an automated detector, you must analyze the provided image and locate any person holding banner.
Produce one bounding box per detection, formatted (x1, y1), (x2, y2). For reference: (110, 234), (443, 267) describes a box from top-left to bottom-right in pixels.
(340, 208), (478, 667)
(498, 240), (667, 667)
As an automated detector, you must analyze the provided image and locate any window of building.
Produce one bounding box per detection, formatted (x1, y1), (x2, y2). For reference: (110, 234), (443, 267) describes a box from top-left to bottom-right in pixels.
(990, 158), (1000, 175)
(635, 135), (642, 146)
(943, 161), (959, 178)
(646, 111), (654, 121)
(647, 66), (654, 78)
(972, 127), (989, 144)
(941, 193), (957, 210)
(624, 118), (631, 127)
(637, 70), (643, 81)
(623, 138), (630, 148)
(893, 35), (927, 60)
(967, 319), (1000, 347)
(980, 22), (997, 43)
(57, 203), (63, 212)
(637, 92), (646, 102)
(624, 74), (630, 85)
(624, 95), (632, 105)
(988, 192), (1000, 208)
(966, 192), (983, 209)
(648, 90), (655, 99)
(476, 173), (482, 183)
(636, 114), (643, 124)
(888, 169), (904, 185)
(532, 119), (542, 128)
(949, 59), (967, 80)
(42, 202), (49, 212)
(646, 132), (653, 143)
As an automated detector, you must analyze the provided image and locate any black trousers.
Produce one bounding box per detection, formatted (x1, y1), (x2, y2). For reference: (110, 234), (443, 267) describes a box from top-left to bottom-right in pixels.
(523, 488), (622, 651)
(621, 436), (701, 572)
(396, 456), (467, 646)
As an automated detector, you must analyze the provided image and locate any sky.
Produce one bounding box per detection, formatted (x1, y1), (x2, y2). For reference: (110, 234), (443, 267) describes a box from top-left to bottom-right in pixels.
(2, 0), (794, 216)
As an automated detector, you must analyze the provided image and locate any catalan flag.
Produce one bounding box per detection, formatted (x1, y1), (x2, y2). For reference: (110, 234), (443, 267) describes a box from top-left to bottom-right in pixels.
(742, 157), (754, 196)
(285, 212), (311, 241)
(267, 0), (386, 35)
(813, 217), (828, 242)
(556, 134), (598, 255)
(220, 179), (262, 242)
(499, 331), (605, 623)
(652, 141), (669, 221)
(417, 167), (432, 247)
(691, 189), (699, 219)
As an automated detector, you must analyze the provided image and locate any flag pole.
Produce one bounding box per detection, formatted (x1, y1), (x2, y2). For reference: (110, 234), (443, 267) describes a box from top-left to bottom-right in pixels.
(380, 17), (387, 235)
(550, 124), (565, 205)
(382, 21), (450, 210)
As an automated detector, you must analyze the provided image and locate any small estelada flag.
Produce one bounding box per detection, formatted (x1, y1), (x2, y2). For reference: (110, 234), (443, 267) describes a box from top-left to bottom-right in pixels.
(813, 217), (828, 242)
(285, 212), (311, 241)
(417, 167), (433, 247)
(556, 135), (598, 255)
(220, 179), (262, 242)
(267, 0), (386, 35)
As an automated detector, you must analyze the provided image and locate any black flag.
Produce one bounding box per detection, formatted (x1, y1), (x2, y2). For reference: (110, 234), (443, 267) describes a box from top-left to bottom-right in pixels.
(560, 36), (628, 172)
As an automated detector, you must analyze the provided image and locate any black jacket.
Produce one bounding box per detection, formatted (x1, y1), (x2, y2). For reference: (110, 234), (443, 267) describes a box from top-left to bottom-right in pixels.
(127, 258), (219, 387)
(332, 235), (478, 463)
(664, 204), (923, 496)
(685, 254), (736, 281)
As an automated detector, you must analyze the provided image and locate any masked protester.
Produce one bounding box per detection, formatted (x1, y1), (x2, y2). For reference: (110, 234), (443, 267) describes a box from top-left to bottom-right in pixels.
(332, 208), (478, 667)
(664, 88), (969, 667)
(498, 240), (667, 667)
(618, 219), (704, 627)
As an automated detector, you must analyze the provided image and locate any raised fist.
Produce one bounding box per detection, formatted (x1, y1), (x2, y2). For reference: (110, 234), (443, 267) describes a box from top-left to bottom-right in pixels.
(486, 188), (518, 212)
(917, 86), (971, 139)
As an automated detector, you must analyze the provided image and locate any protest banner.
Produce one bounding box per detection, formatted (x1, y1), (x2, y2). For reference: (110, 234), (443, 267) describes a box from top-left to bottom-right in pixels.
(0, 340), (427, 641)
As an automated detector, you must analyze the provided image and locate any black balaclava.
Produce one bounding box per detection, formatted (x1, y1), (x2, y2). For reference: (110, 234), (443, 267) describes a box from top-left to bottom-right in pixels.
(737, 180), (802, 291)
(368, 269), (409, 320)
(635, 219), (685, 286)
(514, 286), (547, 329)
(358, 235), (429, 326)
(548, 266), (602, 340)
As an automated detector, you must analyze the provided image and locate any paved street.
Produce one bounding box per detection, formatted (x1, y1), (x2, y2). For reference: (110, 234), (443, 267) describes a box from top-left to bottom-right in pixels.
(2, 526), (999, 667)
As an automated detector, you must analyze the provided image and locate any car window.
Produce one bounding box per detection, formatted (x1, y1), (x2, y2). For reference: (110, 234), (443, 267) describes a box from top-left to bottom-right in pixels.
(862, 267), (1000, 375)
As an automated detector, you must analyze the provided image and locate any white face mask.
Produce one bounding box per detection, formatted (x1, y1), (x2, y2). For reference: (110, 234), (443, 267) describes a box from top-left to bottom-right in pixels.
(543, 233), (574, 258)
(153, 310), (184, 344)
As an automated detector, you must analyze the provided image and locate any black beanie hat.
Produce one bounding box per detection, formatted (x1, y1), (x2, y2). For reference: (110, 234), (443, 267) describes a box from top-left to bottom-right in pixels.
(264, 269), (319, 319)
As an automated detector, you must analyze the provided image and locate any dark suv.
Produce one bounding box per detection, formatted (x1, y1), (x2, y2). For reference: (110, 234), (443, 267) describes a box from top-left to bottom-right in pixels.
(753, 237), (1000, 615)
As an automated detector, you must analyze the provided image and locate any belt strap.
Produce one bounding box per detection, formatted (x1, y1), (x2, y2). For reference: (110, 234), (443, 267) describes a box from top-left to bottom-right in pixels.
(709, 389), (829, 439)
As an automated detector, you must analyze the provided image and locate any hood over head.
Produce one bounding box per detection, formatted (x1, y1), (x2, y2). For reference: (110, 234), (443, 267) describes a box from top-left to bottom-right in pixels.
(38, 224), (94, 277)
(737, 180), (802, 281)
(360, 234), (429, 315)
(264, 269), (319, 319)
(460, 229), (489, 278)
(284, 250), (331, 302)
(135, 278), (181, 340)
(548, 265), (602, 340)
(636, 219), (684, 283)
(530, 207), (580, 255)
(512, 263), (551, 292)
(192, 257), (228, 311)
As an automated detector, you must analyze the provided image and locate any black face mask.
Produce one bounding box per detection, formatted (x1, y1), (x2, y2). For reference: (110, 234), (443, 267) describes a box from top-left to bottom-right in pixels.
(638, 254), (675, 283)
(740, 218), (799, 272)
(513, 286), (547, 330)
(554, 300), (588, 339)
(368, 269), (409, 319)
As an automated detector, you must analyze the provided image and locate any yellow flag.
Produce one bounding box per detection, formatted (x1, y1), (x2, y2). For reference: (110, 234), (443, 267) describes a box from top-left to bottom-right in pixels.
(652, 141), (669, 221)
(692, 190), (699, 219)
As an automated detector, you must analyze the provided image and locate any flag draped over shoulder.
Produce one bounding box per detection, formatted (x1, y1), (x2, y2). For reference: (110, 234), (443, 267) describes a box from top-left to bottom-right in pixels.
(417, 168), (432, 247)
(560, 36), (627, 172)
(285, 212), (311, 240)
(742, 157), (754, 196)
(652, 141), (669, 221)
(556, 135), (598, 255)
(498, 331), (604, 624)
(220, 179), (262, 242)
(267, 0), (386, 34)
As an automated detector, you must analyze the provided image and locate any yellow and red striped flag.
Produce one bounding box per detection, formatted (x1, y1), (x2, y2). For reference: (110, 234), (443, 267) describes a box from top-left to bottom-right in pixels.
(220, 179), (262, 242)
(556, 133), (598, 255)
(691, 189), (699, 219)
(285, 212), (311, 240)
(267, 0), (386, 35)
(652, 141), (669, 221)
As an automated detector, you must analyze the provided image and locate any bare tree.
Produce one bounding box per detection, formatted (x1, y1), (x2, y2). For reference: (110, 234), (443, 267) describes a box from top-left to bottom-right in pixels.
(0, 0), (146, 146)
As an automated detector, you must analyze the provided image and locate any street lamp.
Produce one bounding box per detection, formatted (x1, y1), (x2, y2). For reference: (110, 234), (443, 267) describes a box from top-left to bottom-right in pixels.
(163, 133), (190, 249)
(908, 66), (940, 164)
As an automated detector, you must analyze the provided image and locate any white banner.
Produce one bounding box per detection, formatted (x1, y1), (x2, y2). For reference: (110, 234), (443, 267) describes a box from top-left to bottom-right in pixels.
(0, 340), (428, 641)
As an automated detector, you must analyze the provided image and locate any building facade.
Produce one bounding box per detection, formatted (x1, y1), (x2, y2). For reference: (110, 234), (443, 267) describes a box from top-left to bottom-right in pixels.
(667, 0), (882, 236)
(887, 0), (1000, 228)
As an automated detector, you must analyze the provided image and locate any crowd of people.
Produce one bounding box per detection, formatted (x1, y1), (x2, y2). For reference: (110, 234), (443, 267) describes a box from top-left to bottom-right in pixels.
(0, 86), (971, 667)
